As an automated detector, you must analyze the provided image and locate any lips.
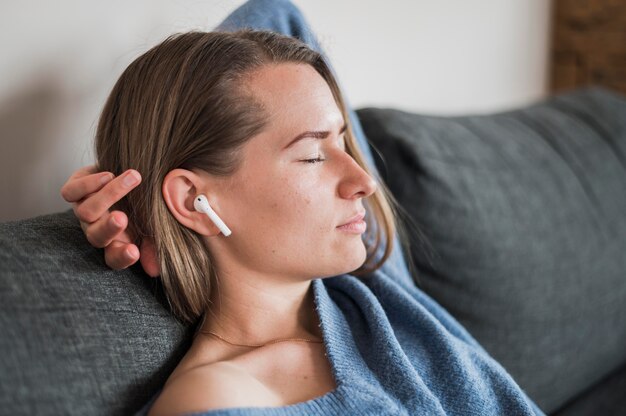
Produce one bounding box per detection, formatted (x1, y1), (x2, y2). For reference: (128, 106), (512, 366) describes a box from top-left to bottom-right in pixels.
(337, 211), (365, 227)
(337, 210), (366, 228)
(336, 210), (367, 234)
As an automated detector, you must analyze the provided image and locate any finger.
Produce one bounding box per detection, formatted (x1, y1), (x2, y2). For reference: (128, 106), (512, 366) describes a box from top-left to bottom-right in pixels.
(104, 240), (141, 271)
(61, 171), (115, 203)
(83, 211), (130, 248)
(61, 164), (100, 200)
(140, 236), (161, 278)
(74, 169), (142, 224)
(68, 164), (98, 181)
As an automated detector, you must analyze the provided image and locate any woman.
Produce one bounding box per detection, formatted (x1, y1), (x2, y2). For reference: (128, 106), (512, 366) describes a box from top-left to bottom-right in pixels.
(61, 1), (545, 415)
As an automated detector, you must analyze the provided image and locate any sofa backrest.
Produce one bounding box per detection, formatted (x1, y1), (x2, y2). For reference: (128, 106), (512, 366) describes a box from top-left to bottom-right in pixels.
(0, 210), (195, 415)
(357, 85), (626, 413)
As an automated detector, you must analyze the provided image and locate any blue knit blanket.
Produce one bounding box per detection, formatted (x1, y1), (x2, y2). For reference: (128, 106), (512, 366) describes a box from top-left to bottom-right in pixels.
(137, 270), (544, 415)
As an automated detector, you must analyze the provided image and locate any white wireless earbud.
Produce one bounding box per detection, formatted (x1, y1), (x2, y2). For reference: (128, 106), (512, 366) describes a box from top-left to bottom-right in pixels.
(193, 194), (232, 237)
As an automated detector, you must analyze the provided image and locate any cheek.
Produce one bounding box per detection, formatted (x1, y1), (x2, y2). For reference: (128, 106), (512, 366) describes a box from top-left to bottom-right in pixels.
(271, 176), (319, 228)
(259, 172), (333, 243)
(233, 161), (337, 241)
(230, 167), (365, 273)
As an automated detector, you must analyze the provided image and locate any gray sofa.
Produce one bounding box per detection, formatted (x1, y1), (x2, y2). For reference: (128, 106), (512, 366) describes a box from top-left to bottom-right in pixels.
(1, 85), (625, 415)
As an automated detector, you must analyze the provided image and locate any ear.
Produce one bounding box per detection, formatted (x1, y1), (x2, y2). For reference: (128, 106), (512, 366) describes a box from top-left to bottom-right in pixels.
(162, 168), (223, 236)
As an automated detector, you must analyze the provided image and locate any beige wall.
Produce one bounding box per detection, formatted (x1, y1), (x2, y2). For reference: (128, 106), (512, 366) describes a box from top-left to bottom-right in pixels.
(0, 0), (552, 221)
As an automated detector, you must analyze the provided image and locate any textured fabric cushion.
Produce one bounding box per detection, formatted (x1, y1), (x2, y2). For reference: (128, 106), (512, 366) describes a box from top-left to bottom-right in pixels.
(356, 86), (626, 413)
(0, 210), (194, 415)
(552, 361), (626, 416)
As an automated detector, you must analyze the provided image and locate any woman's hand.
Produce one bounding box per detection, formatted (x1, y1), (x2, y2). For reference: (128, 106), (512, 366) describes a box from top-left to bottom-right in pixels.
(60, 164), (160, 278)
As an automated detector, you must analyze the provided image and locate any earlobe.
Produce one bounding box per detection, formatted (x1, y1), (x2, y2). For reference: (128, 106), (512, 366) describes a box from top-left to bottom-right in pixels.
(162, 169), (222, 236)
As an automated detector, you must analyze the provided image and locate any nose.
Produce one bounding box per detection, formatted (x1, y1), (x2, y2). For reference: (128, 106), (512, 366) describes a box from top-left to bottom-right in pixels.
(337, 154), (378, 200)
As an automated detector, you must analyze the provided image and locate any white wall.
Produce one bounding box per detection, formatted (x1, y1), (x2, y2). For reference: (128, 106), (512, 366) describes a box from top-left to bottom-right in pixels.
(295, 0), (553, 114)
(0, 0), (552, 221)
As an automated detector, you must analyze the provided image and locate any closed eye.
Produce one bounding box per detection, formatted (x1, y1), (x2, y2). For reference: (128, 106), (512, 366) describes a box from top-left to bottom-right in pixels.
(302, 157), (326, 164)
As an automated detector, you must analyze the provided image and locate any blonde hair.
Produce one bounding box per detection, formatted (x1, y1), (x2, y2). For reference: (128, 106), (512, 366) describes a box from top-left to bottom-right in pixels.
(95, 29), (414, 325)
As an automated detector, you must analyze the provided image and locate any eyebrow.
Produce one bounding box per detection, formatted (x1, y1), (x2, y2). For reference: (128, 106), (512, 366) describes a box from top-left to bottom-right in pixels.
(283, 122), (347, 150)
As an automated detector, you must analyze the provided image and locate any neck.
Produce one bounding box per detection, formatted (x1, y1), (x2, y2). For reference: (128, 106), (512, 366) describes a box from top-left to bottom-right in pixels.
(198, 271), (323, 346)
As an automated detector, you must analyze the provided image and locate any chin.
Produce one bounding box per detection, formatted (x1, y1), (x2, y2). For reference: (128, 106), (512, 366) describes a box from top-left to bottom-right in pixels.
(321, 255), (364, 278)
(342, 248), (368, 274)
(326, 238), (367, 275)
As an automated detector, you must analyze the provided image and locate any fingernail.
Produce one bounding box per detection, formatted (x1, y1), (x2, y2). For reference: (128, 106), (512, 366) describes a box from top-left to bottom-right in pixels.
(125, 246), (139, 259)
(123, 171), (140, 187)
(100, 173), (114, 185)
(110, 215), (121, 228)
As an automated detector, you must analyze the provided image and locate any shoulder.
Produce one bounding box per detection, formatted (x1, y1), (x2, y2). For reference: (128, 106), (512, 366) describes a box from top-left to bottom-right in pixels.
(147, 362), (277, 416)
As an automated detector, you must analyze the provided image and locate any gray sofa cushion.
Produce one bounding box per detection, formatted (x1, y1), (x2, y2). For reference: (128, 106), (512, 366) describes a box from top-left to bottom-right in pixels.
(552, 361), (626, 416)
(356, 86), (626, 414)
(0, 210), (194, 415)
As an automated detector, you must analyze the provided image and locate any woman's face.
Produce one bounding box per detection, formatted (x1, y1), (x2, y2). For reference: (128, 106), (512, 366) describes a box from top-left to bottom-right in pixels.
(209, 62), (377, 282)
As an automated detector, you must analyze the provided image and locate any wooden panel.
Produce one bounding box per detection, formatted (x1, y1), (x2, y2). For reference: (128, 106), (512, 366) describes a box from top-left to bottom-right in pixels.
(551, 0), (626, 94)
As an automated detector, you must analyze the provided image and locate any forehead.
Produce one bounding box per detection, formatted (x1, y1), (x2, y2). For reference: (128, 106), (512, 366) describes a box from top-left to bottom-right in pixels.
(242, 63), (344, 133)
